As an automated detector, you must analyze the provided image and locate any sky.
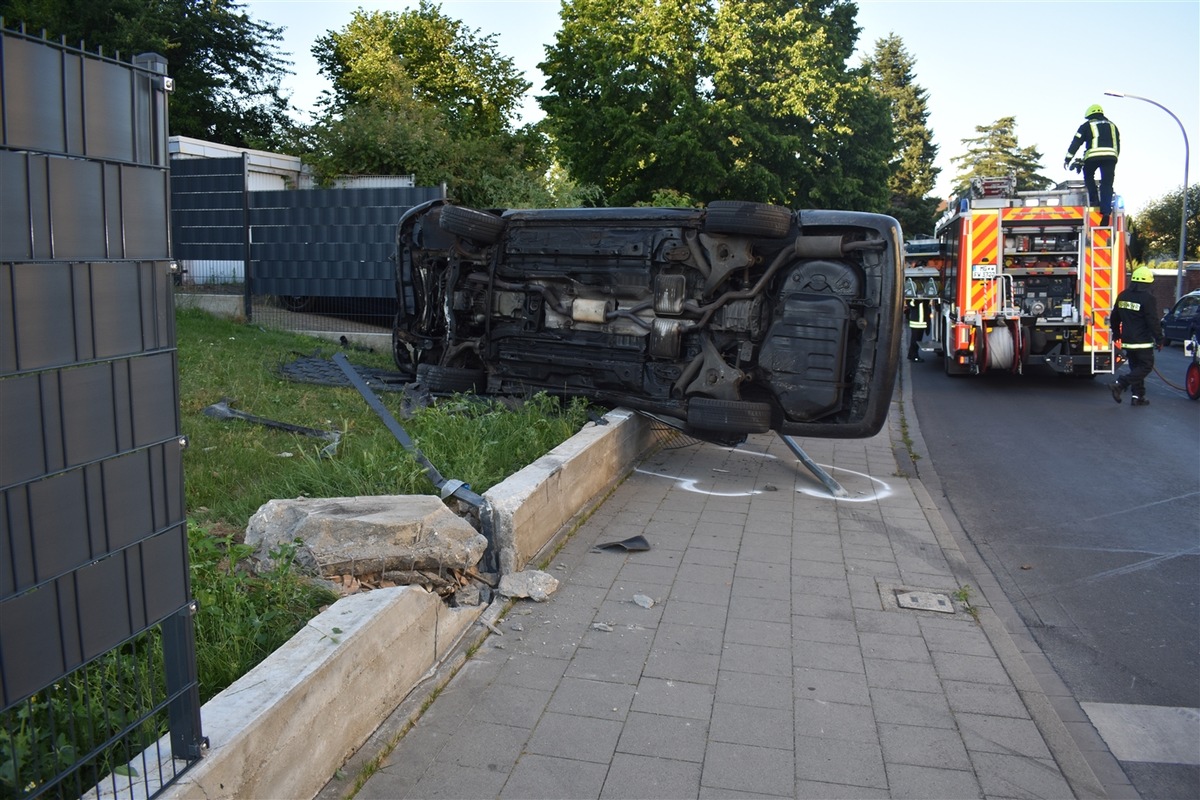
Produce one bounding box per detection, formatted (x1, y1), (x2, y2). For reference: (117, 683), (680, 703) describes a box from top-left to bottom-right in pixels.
(245, 0), (1200, 217)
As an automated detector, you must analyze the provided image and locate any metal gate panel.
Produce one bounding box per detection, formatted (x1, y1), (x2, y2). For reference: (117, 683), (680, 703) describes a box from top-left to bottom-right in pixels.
(1, 260), (174, 372)
(1, 27), (202, 799)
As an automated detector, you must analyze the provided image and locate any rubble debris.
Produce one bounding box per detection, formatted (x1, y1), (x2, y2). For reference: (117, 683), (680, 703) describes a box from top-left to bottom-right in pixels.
(497, 570), (560, 602)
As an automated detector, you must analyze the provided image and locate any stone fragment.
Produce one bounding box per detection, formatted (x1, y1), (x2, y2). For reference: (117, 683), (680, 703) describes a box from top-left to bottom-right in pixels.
(632, 594), (655, 609)
(497, 570), (560, 602)
(244, 495), (487, 579)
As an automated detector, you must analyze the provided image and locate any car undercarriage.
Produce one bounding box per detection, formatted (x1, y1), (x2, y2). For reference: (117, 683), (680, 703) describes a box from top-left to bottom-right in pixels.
(394, 200), (903, 442)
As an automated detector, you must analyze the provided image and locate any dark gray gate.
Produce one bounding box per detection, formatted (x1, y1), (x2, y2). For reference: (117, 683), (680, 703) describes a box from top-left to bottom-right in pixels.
(171, 157), (442, 329)
(0, 26), (203, 799)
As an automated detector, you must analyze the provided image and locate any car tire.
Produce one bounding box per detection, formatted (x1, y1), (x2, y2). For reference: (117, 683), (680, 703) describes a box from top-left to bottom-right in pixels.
(1162, 338), (1172, 347)
(439, 205), (505, 244)
(703, 201), (793, 238)
(686, 398), (773, 433)
(417, 363), (485, 394)
(1186, 362), (1200, 400)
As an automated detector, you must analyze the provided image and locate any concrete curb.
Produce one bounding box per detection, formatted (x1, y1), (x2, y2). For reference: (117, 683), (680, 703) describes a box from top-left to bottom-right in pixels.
(154, 408), (656, 800)
(896, 356), (1118, 800)
(152, 587), (475, 800)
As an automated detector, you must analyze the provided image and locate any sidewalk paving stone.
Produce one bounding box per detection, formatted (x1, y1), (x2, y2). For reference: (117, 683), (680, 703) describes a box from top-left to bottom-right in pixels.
(347, 397), (1109, 799)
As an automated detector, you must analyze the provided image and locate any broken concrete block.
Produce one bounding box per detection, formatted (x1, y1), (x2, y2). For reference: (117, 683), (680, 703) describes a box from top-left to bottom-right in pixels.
(244, 495), (487, 578)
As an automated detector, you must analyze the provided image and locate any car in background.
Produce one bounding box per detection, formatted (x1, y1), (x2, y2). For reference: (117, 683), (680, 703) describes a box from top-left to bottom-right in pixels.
(1161, 288), (1200, 346)
(393, 199), (902, 443)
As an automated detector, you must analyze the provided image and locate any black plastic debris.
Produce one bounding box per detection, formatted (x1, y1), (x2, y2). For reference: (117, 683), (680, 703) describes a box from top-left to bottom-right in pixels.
(592, 534), (651, 552)
(277, 353), (413, 392)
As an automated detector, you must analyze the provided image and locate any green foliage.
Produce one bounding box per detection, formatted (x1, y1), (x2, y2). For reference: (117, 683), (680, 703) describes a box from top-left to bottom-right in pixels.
(1131, 184), (1200, 261)
(949, 116), (1052, 196)
(540, 0), (720, 207)
(177, 308), (591, 528)
(0, 634), (173, 797)
(635, 189), (700, 208)
(313, 1), (528, 133)
(303, 1), (551, 207)
(188, 526), (338, 701)
(863, 34), (941, 236)
(540, 0), (891, 210)
(0, 0), (297, 149)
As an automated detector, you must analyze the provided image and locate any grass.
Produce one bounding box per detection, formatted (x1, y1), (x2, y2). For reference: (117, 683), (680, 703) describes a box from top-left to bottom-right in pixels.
(176, 308), (593, 686)
(2, 310), (594, 796)
(177, 308), (591, 528)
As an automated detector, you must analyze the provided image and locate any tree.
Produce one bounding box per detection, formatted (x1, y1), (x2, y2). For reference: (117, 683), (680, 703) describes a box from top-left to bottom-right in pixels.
(538, 0), (719, 206)
(306, 2), (552, 207)
(312, 2), (529, 137)
(1132, 184), (1200, 262)
(949, 117), (1051, 196)
(0, 0), (297, 149)
(539, 0), (891, 210)
(863, 34), (940, 236)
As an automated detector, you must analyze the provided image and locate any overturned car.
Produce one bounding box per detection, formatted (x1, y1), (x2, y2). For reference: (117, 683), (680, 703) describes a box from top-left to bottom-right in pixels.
(393, 200), (903, 442)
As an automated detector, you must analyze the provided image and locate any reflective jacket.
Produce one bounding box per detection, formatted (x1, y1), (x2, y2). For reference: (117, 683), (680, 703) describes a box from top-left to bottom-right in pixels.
(906, 300), (928, 329)
(1110, 286), (1162, 348)
(1066, 116), (1120, 162)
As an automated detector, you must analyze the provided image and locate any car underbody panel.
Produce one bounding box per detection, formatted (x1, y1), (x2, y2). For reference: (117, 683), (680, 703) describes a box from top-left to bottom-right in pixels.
(394, 200), (903, 441)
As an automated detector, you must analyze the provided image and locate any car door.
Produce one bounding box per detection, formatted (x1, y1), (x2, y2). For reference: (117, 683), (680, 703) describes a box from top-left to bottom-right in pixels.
(1164, 293), (1200, 342)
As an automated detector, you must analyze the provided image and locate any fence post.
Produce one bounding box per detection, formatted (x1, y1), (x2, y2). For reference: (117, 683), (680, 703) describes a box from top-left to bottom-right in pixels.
(162, 601), (207, 759)
(243, 151), (253, 320)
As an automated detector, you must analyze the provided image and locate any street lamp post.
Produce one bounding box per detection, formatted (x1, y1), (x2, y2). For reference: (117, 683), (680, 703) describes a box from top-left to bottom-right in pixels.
(1105, 91), (1191, 302)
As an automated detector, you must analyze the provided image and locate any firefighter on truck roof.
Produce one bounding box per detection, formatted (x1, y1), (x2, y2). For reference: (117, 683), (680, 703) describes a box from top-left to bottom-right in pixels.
(1064, 104), (1121, 226)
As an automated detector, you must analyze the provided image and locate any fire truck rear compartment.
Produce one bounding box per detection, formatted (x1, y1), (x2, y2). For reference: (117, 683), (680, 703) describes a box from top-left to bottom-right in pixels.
(1012, 274), (1076, 319)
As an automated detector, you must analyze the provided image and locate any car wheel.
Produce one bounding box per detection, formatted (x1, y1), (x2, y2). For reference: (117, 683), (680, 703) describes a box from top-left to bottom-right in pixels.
(1162, 338), (1172, 347)
(439, 205), (505, 244)
(686, 398), (772, 433)
(1186, 362), (1200, 400)
(417, 363), (485, 394)
(703, 201), (793, 238)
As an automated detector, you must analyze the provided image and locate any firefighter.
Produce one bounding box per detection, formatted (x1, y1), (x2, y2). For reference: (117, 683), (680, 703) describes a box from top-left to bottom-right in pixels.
(906, 297), (929, 362)
(1064, 104), (1120, 226)
(1109, 266), (1163, 406)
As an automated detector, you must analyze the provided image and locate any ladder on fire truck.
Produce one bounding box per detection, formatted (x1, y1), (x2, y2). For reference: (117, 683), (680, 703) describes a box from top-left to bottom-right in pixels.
(1084, 221), (1118, 374)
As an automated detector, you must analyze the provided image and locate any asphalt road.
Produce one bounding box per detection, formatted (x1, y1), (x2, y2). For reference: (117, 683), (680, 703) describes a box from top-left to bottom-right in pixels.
(907, 343), (1200, 800)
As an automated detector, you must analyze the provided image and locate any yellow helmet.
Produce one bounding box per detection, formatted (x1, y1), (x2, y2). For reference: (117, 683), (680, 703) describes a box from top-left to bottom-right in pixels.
(1086, 104), (1104, 117)
(1130, 266), (1153, 283)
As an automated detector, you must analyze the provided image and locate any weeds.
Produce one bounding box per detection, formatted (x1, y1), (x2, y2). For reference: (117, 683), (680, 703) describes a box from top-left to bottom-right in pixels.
(188, 525), (339, 702)
(954, 584), (981, 623)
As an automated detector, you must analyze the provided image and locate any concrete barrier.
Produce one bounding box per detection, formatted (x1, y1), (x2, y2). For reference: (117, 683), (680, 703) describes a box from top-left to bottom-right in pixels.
(486, 408), (658, 574)
(146, 407), (656, 800)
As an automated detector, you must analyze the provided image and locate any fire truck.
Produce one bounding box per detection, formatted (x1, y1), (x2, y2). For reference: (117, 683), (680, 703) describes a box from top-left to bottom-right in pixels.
(924, 174), (1124, 376)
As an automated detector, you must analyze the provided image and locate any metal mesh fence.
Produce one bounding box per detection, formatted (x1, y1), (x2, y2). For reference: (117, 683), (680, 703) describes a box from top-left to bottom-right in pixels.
(1, 620), (196, 800)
